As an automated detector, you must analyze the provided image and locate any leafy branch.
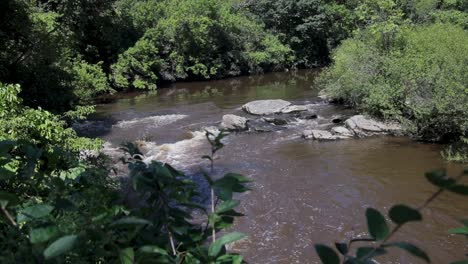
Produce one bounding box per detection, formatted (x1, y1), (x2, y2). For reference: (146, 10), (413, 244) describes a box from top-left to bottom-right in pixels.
(316, 169), (468, 264)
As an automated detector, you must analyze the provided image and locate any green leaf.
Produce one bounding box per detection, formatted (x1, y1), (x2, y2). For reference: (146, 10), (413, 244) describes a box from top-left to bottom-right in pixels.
(366, 208), (389, 241)
(44, 235), (78, 259)
(111, 217), (152, 226)
(119, 247), (134, 264)
(223, 173), (251, 183)
(216, 254), (243, 264)
(202, 171), (214, 186)
(384, 242), (430, 263)
(448, 185), (468, 195)
(30, 226), (59, 244)
(449, 227), (468, 235)
(389, 205), (422, 225)
(315, 244), (340, 264)
(0, 191), (19, 209)
(17, 204), (54, 223)
(451, 260), (468, 264)
(335, 243), (348, 255)
(425, 170), (455, 188)
(216, 200), (240, 214)
(139, 245), (168, 255)
(356, 247), (386, 259)
(208, 232), (246, 257)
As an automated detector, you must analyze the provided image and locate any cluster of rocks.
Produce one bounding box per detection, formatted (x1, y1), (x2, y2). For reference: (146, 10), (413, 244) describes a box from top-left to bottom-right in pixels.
(303, 115), (402, 140)
(221, 99), (318, 132)
(219, 99), (402, 141)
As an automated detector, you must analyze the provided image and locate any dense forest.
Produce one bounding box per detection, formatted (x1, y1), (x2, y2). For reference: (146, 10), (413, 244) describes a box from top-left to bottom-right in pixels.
(0, 0), (467, 263)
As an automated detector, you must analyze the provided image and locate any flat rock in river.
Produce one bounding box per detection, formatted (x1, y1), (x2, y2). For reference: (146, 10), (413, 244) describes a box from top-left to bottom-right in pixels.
(281, 105), (308, 114)
(242, 99), (291, 115)
(345, 115), (402, 137)
(332, 126), (354, 137)
(221, 114), (248, 131)
(302, 129), (348, 141)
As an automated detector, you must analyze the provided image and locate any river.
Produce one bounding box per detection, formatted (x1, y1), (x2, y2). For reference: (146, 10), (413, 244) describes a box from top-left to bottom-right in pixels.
(80, 70), (467, 263)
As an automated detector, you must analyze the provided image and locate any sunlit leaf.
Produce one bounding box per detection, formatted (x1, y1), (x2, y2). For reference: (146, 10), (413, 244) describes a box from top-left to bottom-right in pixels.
(216, 200), (240, 214)
(119, 247), (134, 264)
(449, 227), (468, 235)
(139, 245), (169, 255)
(111, 217), (152, 226)
(44, 235), (78, 259)
(208, 232), (246, 257)
(30, 226), (59, 244)
(17, 204), (54, 223)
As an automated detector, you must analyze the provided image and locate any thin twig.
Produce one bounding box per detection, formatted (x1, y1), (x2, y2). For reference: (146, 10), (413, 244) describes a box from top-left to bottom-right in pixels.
(167, 227), (177, 256)
(211, 188), (216, 243)
(1, 207), (17, 227)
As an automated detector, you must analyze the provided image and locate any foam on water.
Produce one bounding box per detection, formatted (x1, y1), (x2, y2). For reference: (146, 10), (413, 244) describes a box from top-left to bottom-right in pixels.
(143, 127), (220, 169)
(114, 114), (188, 129)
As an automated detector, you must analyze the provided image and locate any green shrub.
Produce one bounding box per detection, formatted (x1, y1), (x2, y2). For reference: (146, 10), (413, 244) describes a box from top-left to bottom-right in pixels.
(320, 23), (468, 143)
(111, 0), (293, 90)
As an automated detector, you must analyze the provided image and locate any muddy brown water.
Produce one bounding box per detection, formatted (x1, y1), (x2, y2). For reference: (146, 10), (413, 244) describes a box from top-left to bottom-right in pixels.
(84, 70), (467, 263)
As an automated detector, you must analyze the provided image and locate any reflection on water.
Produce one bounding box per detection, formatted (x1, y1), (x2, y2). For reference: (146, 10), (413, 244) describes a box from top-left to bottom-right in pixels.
(90, 70), (467, 264)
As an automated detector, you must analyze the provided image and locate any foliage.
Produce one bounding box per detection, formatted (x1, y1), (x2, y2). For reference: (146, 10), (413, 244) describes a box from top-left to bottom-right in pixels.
(246, 0), (358, 67)
(315, 169), (468, 264)
(0, 83), (101, 151)
(0, 82), (251, 263)
(111, 0), (293, 90)
(66, 58), (115, 104)
(319, 23), (468, 144)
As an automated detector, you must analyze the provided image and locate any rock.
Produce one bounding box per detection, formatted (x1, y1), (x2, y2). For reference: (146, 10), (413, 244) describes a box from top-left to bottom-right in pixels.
(345, 115), (402, 137)
(221, 114), (248, 131)
(331, 114), (351, 124)
(332, 126), (354, 137)
(263, 115), (291, 126)
(242, 99), (291, 115)
(303, 129), (347, 141)
(248, 120), (283, 132)
(281, 105), (308, 114)
(298, 110), (318, 120)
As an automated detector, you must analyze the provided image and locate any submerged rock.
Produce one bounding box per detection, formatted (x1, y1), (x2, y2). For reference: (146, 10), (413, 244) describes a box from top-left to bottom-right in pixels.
(242, 99), (291, 115)
(302, 129), (349, 141)
(221, 114), (248, 131)
(263, 115), (291, 126)
(345, 115), (402, 137)
(297, 110), (318, 120)
(248, 120), (283, 132)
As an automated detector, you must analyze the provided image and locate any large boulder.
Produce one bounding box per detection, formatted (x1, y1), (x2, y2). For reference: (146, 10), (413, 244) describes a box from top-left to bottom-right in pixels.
(221, 114), (248, 131)
(242, 99), (291, 115)
(345, 115), (402, 137)
(302, 130), (348, 141)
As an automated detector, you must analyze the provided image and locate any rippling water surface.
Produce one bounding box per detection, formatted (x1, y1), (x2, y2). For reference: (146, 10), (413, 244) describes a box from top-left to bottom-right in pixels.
(83, 70), (467, 263)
